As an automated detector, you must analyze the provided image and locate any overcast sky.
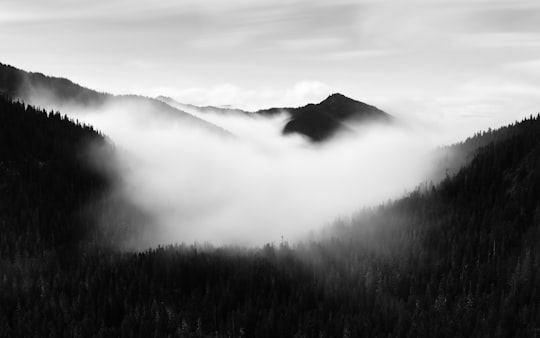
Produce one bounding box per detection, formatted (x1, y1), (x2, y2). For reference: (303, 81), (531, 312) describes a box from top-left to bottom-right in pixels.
(2, 0), (540, 142)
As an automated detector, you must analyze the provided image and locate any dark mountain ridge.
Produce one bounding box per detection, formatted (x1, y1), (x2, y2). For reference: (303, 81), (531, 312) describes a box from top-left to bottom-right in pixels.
(0, 62), (108, 107)
(280, 93), (392, 141)
(159, 92), (392, 142)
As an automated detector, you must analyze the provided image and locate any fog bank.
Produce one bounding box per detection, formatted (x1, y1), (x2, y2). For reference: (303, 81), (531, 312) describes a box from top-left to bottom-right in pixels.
(69, 97), (442, 248)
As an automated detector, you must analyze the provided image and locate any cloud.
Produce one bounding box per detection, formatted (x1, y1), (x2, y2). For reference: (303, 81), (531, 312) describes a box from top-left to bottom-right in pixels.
(125, 59), (157, 69)
(51, 94), (439, 249)
(456, 33), (540, 48)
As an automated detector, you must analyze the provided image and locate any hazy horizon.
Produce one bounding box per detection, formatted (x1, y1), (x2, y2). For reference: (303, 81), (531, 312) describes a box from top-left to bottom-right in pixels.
(3, 0), (540, 144)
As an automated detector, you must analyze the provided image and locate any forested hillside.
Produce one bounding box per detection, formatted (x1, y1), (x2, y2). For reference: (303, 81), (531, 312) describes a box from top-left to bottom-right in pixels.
(0, 95), (109, 258)
(431, 118), (538, 181)
(1, 94), (540, 337)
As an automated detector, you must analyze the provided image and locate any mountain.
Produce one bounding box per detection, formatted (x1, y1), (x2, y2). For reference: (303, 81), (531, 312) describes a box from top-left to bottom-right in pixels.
(2, 61), (540, 335)
(0, 62), (228, 136)
(158, 93), (392, 142)
(0, 62), (108, 107)
(258, 93), (392, 141)
(2, 62), (390, 143)
(2, 85), (540, 336)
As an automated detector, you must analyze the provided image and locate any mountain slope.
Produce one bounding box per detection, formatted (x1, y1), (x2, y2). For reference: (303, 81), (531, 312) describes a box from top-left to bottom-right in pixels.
(0, 63), (108, 107)
(319, 113), (540, 336)
(0, 95), (109, 258)
(430, 118), (538, 182)
(0, 62), (228, 136)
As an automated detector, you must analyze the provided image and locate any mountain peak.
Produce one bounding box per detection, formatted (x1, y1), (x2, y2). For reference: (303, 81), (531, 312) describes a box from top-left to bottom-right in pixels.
(325, 92), (350, 100)
(320, 93), (365, 106)
(281, 93), (392, 141)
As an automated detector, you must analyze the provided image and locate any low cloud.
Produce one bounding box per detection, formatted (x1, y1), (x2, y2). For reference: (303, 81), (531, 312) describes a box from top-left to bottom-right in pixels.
(76, 97), (439, 249)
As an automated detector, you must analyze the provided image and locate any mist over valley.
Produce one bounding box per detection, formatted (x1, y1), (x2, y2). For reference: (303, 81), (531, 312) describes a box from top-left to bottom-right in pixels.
(2, 1), (540, 335)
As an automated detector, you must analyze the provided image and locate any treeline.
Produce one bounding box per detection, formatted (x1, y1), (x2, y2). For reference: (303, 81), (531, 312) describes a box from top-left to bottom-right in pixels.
(430, 116), (535, 181)
(1, 95), (540, 336)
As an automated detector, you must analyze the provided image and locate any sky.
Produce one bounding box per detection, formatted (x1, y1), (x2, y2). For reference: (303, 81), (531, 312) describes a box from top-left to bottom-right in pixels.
(2, 0), (540, 142)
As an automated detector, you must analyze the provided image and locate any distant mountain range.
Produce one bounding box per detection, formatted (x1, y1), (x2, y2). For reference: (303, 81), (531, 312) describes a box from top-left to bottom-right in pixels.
(158, 93), (392, 142)
(0, 62), (391, 142)
(156, 96), (250, 116)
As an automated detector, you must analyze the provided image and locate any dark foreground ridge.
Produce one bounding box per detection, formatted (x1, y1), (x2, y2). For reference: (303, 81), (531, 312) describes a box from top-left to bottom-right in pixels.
(1, 92), (540, 336)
